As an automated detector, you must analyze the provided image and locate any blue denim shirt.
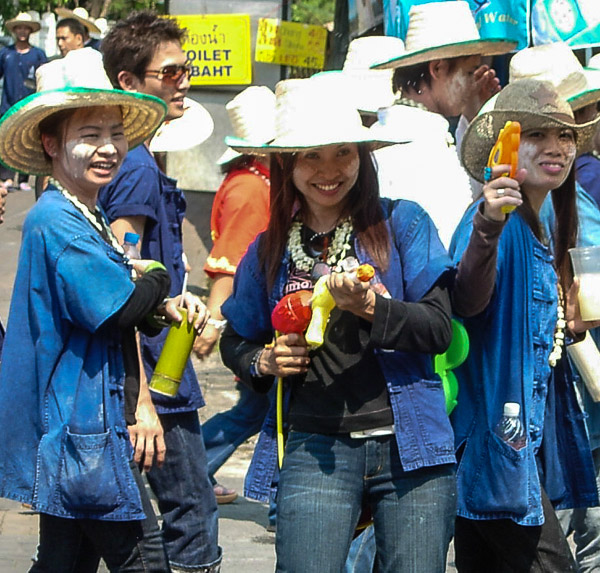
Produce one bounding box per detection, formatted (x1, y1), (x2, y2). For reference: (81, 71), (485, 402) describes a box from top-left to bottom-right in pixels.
(0, 190), (145, 520)
(450, 201), (597, 526)
(99, 145), (204, 414)
(222, 199), (456, 502)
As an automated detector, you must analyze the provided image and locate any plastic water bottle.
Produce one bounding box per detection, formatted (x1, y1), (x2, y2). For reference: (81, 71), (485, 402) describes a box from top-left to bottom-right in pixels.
(122, 232), (141, 260)
(495, 402), (526, 450)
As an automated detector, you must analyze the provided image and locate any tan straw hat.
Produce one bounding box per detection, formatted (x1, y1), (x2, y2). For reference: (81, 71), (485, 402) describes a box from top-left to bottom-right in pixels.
(217, 86), (276, 165)
(5, 12), (41, 34)
(0, 48), (166, 176)
(372, 1), (516, 70)
(510, 43), (600, 111)
(55, 7), (101, 35)
(461, 79), (600, 183)
(226, 78), (399, 154)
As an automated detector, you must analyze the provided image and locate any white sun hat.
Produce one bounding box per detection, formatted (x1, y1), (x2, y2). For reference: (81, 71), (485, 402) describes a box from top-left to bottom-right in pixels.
(509, 43), (600, 111)
(149, 98), (214, 153)
(55, 6), (101, 35)
(5, 12), (41, 34)
(216, 86), (277, 165)
(0, 48), (165, 176)
(225, 78), (400, 154)
(372, 1), (516, 70)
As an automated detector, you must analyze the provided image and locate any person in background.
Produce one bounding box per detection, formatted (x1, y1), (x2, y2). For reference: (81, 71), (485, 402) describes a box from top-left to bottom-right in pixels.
(371, 1), (516, 248)
(194, 85), (276, 505)
(0, 47), (204, 572)
(220, 77), (457, 572)
(0, 12), (46, 192)
(55, 18), (85, 57)
(55, 7), (102, 51)
(451, 78), (600, 572)
(99, 11), (222, 573)
(0, 182), (6, 357)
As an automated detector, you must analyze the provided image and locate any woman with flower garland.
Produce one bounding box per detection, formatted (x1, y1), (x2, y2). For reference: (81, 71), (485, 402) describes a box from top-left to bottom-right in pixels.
(450, 79), (600, 571)
(0, 49), (209, 571)
(219, 78), (457, 572)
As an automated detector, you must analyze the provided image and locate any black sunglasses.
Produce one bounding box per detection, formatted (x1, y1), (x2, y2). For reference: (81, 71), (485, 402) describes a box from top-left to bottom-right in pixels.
(144, 64), (192, 85)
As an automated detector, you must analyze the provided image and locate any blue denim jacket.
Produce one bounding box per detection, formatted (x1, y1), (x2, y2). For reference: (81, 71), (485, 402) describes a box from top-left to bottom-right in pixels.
(450, 201), (597, 526)
(222, 199), (456, 502)
(0, 191), (145, 520)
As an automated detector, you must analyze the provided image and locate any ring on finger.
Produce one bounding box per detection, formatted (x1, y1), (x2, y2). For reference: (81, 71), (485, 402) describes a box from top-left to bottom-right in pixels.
(497, 188), (505, 197)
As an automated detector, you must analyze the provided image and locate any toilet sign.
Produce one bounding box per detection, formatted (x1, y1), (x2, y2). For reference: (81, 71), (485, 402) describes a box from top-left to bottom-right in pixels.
(175, 14), (252, 85)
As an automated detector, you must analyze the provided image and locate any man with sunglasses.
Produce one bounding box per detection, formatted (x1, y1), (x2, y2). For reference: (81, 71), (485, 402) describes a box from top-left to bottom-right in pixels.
(99, 11), (222, 573)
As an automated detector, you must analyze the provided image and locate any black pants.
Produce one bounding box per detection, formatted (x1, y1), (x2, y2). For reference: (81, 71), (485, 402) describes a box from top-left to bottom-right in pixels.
(30, 461), (170, 572)
(454, 488), (576, 572)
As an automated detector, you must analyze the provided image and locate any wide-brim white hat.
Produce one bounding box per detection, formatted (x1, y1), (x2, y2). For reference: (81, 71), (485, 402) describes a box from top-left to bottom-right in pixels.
(372, 1), (516, 70)
(217, 86), (276, 165)
(5, 12), (41, 34)
(55, 6), (101, 34)
(510, 43), (600, 112)
(461, 79), (600, 183)
(225, 78), (399, 154)
(149, 98), (213, 153)
(0, 48), (165, 176)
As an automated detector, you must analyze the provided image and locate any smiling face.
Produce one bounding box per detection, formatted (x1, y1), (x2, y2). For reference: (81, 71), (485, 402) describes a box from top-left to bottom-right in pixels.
(13, 24), (33, 43)
(519, 127), (577, 195)
(292, 143), (360, 229)
(44, 106), (128, 201)
(138, 40), (190, 121)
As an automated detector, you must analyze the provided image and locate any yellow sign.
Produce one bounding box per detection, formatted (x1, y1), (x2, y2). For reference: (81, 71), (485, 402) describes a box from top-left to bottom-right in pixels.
(175, 14), (252, 85)
(255, 18), (328, 69)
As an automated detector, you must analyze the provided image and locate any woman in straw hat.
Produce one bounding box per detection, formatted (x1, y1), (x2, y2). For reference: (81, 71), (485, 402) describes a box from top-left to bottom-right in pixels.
(220, 78), (457, 572)
(450, 78), (600, 571)
(0, 48), (208, 571)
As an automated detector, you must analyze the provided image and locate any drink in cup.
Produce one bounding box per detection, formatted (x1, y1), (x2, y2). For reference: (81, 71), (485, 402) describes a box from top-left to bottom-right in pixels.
(569, 246), (600, 321)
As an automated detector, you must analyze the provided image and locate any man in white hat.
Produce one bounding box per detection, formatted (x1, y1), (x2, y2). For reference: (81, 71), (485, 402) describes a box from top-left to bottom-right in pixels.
(98, 11), (222, 573)
(370, 1), (516, 249)
(0, 12), (46, 191)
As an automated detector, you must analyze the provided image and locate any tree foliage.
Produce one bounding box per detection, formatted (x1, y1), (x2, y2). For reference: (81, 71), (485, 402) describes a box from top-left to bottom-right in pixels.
(291, 0), (335, 26)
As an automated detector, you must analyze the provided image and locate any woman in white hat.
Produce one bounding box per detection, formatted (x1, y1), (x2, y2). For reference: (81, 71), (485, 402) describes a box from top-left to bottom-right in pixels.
(220, 78), (457, 572)
(371, 1), (516, 248)
(450, 78), (600, 571)
(195, 85), (276, 506)
(0, 48), (208, 571)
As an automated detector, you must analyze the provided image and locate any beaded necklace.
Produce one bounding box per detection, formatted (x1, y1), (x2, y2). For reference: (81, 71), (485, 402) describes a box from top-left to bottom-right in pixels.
(287, 217), (353, 273)
(247, 164), (270, 186)
(548, 283), (566, 367)
(50, 177), (124, 255)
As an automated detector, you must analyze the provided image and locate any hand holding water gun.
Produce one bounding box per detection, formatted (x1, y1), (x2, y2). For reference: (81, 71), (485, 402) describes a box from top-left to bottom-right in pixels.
(483, 120), (526, 221)
(306, 259), (376, 349)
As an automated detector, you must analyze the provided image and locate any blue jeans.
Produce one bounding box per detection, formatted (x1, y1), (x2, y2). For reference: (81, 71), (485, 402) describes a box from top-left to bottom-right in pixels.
(275, 431), (456, 573)
(31, 462), (169, 572)
(202, 381), (272, 478)
(146, 411), (222, 571)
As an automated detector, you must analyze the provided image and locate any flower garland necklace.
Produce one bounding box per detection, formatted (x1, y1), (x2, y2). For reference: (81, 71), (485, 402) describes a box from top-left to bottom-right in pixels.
(548, 282), (566, 367)
(287, 217), (353, 273)
(50, 177), (124, 255)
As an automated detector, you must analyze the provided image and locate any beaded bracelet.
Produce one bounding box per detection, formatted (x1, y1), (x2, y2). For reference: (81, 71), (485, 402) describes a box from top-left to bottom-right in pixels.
(249, 348), (265, 378)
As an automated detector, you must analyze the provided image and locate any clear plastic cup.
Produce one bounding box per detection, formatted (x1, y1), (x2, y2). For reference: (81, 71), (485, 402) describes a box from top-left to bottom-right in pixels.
(569, 246), (600, 321)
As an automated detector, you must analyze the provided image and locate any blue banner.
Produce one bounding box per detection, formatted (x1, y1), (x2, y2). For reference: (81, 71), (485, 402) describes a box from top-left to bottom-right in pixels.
(531, 0), (600, 47)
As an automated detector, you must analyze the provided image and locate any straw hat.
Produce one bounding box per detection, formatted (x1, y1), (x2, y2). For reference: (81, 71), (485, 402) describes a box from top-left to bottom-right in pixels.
(5, 12), (41, 34)
(225, 78), (398, 154)
(0, 48), (166, 176)
(217, 86), (276, 165)
(150, 98), (214, 153)
(509, 43), (600, 111)
(55, 6), (101, 35)
(461, 79), (600, 183)
(372, 1), (516, 70)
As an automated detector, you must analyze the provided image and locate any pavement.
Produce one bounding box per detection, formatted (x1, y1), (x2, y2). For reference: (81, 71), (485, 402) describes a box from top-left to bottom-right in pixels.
(0, 189), (467, 571)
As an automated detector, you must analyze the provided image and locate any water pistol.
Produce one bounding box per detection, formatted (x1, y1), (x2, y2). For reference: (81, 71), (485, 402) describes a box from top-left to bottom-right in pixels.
(305, 263), (375, 349)
(487, 120), (520, 214)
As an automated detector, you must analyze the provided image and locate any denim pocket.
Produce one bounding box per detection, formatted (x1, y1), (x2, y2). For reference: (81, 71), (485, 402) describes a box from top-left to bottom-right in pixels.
(58, 428), (123, 512)
(464, 431), (529, 516)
